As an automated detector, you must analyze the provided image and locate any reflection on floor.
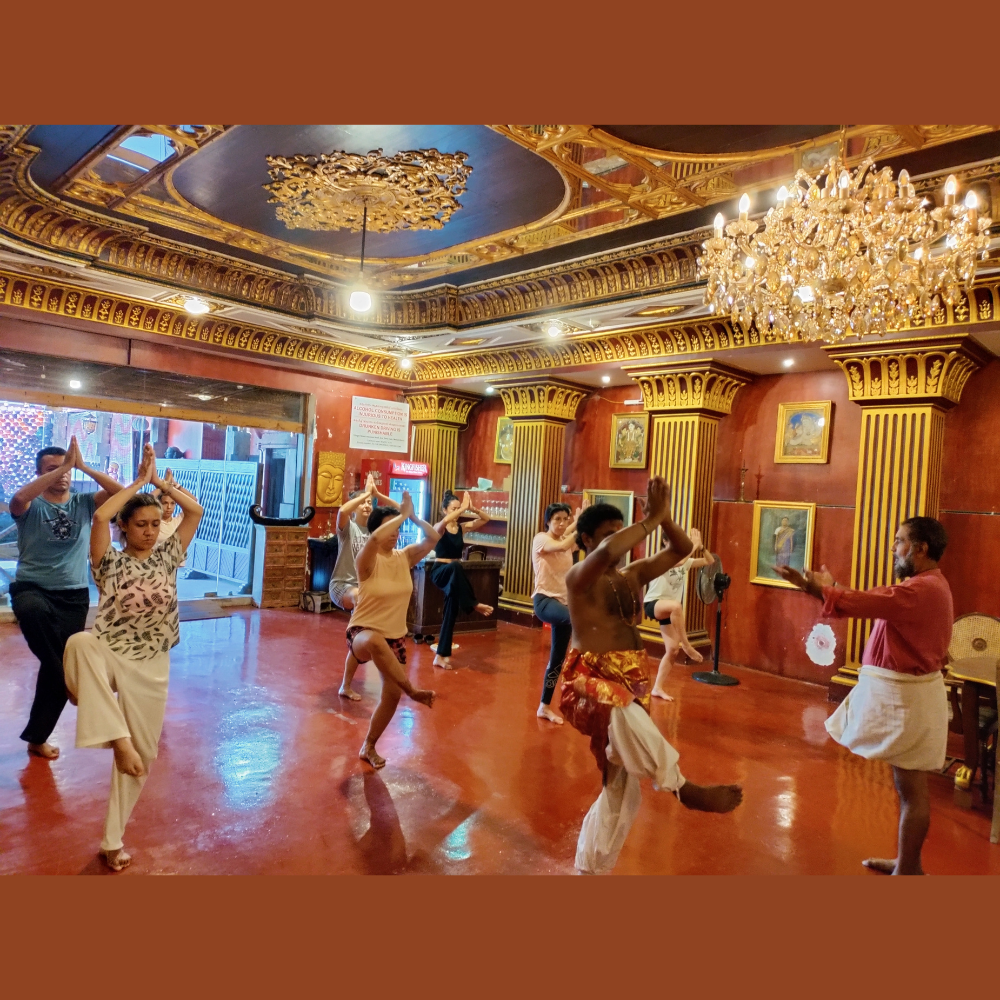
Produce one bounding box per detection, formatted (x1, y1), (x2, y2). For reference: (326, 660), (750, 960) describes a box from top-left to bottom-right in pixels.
(1, 611), (996, 875)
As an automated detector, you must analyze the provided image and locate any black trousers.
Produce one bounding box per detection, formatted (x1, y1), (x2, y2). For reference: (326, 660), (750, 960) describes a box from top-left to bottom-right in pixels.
(429, 561), (477, 657)
(532, 593), (572, 705)
(10, 581), (90, 745)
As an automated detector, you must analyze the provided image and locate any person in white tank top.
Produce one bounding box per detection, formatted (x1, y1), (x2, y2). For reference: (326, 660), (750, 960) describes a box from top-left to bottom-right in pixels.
(644, 527), (714, 701)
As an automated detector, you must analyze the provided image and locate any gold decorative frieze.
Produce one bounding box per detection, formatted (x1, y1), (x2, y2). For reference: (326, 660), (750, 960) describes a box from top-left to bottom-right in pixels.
(494, 376), (588, 422)
(0, 268), (411, 381)
(403, 385), (481, 426)
(624, 360), (752, 415)
(264, 148), (472, 233)
(823, 335), (990, 409)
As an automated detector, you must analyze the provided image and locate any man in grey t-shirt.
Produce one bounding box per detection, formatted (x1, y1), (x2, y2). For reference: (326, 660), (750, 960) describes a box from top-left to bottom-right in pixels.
(9, 437), (122, 760)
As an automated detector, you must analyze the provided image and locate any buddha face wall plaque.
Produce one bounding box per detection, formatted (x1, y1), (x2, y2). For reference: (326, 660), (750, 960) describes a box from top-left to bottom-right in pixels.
(316, 451), (346, 507)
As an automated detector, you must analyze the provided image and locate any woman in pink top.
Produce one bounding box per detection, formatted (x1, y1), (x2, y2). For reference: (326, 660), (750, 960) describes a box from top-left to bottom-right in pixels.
(530, 502), (579, 724)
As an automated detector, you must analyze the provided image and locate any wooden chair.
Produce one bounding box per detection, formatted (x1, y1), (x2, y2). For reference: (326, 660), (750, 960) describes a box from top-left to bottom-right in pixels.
(464, 545), (488, 561)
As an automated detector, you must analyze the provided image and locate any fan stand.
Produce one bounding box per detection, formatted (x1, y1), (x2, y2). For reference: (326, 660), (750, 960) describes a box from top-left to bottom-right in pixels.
(692, 590), (740, 687)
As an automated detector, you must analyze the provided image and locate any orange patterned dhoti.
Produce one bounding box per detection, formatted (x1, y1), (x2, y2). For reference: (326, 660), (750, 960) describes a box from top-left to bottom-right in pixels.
(559, 647), (652, 776)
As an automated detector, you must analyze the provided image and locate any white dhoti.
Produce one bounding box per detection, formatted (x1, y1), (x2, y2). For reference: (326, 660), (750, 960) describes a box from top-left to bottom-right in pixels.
(575, 702), (686, 874)
(825, 664), (947, 772)
(63, 632), (170, 851)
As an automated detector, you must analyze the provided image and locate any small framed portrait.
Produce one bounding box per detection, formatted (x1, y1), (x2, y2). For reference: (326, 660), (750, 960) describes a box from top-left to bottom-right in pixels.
(774, 401), (832, 464)
(494, 416), (514, 465)
(582, 489), (635, 566)
(749, 501), (816, 588)
(609, 411), (650, 469)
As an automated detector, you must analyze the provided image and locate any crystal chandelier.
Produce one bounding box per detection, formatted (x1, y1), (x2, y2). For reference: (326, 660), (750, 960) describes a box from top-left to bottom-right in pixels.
(698, 156), (992, 344)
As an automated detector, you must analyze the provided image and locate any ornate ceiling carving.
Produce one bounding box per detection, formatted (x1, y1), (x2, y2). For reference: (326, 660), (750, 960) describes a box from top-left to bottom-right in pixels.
(625, 360), (752, 414)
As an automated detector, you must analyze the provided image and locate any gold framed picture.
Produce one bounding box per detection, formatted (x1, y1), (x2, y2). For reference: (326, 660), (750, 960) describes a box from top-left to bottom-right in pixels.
(582, 489), (635, 565)
(774, 401), (832, 464)
(749, 500), (816, 589)
(494, 416), (514, 465)
(609, 411), (649, 469)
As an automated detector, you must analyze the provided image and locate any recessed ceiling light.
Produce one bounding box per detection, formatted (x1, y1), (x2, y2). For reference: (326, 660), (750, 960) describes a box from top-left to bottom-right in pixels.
(69, 379), (82, 389)
(399, 357), (412, 369)
(485, 386), (495, 394)
(184, 297), (210, 316)
(782, 358), (794, 368)
(190, 393), (215, 402)
(546, 323), (561, 337)
(601, 375), (611, 384)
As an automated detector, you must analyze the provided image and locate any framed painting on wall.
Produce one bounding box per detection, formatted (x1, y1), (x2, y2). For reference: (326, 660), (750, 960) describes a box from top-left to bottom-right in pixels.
(749, 500), (816, 588)
(609, 411), (649, 469)
(582, 489), (635, 565)
(774, 400), (832, 464)
(494, 416), (514, 465)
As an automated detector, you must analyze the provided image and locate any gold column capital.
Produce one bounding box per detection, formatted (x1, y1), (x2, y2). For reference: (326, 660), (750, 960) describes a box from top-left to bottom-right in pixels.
(493, 376), (589, 422)
(624, 358), (753, 415)
(823, 334), (990, 410)
(403, 385), (482, 427)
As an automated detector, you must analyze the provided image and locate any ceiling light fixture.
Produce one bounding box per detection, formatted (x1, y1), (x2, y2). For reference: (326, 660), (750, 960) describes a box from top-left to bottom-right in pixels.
(184, 297), (210, 316)
(546, 322), (561, 338)
(782, 358), (794, 368)
(485, 385), (495, 394)
(69, 379), (82, 389)
(601, 375), (611, 384)
(699, 135), (992, 345)
(399, 356), (412, 370)
(348, 204), (373, 314)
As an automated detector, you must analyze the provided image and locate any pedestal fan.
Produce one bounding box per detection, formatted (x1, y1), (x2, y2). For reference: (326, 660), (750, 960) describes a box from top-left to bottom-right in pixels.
(693, 553), (739, 686)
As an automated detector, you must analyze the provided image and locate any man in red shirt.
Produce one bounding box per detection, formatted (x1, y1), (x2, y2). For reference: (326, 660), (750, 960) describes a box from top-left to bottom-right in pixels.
(777, 517), (953, 876)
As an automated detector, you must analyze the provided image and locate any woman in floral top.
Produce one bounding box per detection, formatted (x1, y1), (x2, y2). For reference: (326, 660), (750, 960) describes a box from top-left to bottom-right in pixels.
(63, 443), (203, 872)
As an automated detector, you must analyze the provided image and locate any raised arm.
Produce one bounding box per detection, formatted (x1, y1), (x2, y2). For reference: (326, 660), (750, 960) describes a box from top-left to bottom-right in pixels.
(91, 446), (154, 565)
(151, 463), (203, 552)
(403, 507), (444, 566)
(74, 444), (124, 506)
(337, 482), (372, 531)
(365, 472), (394, 508)
(461, 494), (491, 532)
(9, 439), (78, 517)
(536, 508), (581, 553)
(432, 491), (472, 534)
(355, 495), (408, 581)
(570, 478), (691, 592)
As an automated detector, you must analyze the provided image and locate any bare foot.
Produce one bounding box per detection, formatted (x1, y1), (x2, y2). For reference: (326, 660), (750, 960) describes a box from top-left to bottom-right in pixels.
(409, 687), (436, 708)
(338, 685), (362, 701)
(681, 642), (704, 663)
(100, 847), (132, 872)
(651, 688), (675, 702)
(27, 742), (60, 760)
(359, 743), (386, 769)
(433, 654), (455, 669)
(536, 704), (564, 725)
(475, 603), (494, 617)
(861, 858), (922, 875)
(678, 782), (743, 813)
(430, 642), (459, 652)
(111, 737), (145, 777)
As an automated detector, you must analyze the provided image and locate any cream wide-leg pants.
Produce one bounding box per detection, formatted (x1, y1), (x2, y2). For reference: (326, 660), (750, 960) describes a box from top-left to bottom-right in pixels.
(575, 701), (686, 875)
(63, 632), (170, 852)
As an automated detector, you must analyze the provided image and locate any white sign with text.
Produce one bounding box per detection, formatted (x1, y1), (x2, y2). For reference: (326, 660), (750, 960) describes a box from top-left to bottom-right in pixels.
(349, 396), (410, 453)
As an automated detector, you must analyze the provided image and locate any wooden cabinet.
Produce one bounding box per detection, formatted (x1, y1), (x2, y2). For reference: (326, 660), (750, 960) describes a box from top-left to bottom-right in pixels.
(252, 525), (309, 608)
(408, 558), (503, 642)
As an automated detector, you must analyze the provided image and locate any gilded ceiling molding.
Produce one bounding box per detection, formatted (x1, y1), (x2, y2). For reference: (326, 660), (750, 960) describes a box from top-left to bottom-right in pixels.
(0, 268), (410, 382)
(493, 376), (589, 422)
(403, 385), (482, 426)
(3, 133), (999, 335)
(625, 359), (752, 415)
(822, 335), (991, 409)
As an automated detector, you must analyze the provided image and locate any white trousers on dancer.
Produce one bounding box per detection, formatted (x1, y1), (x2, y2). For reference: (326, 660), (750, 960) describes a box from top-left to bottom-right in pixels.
(63, 632), (170, 851)
(576, 702), (686, 875)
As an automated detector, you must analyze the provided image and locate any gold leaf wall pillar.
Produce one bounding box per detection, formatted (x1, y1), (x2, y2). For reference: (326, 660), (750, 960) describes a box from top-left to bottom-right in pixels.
(626, 360), (753, 644)
(823, 335), (988, 695)
(404, 386), (482, 517)
(495, 377), (589, 615)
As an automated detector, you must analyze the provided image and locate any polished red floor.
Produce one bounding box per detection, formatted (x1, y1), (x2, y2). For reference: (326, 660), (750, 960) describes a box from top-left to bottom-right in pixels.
(1, 611), (997, 875)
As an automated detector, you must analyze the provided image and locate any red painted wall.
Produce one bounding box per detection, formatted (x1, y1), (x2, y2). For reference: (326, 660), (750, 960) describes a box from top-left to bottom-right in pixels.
(456, 395), (510, 491)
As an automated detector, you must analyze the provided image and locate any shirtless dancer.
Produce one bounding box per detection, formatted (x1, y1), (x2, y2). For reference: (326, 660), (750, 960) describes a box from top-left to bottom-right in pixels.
(646, 527), (715, 701)
(561, 477), (743, 874)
